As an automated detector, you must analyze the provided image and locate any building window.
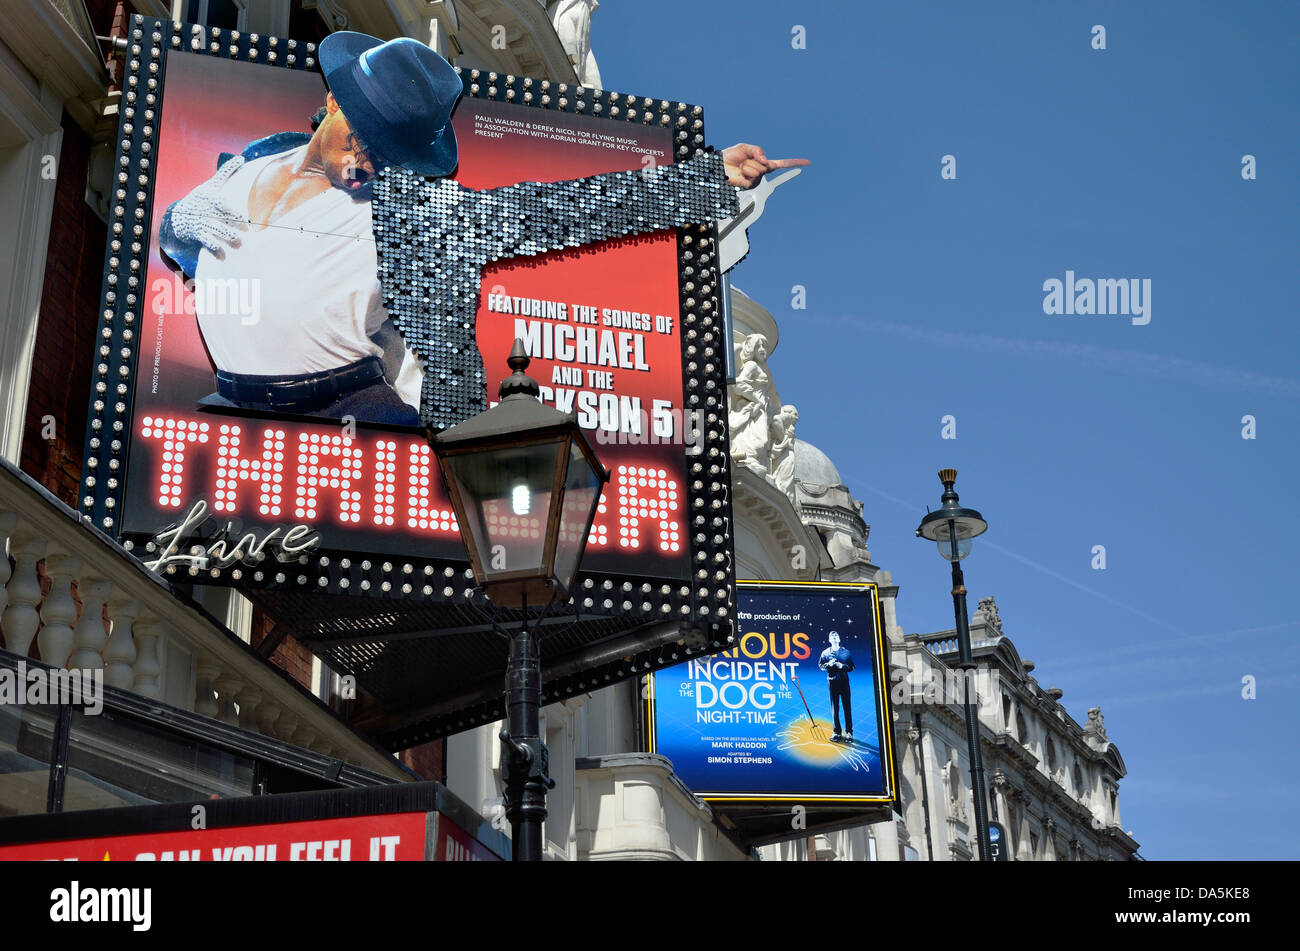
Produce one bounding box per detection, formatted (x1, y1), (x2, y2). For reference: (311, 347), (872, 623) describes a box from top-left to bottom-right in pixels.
(1073, 762), (1084, 794)
(1002, 694), (1012, 730)
(1015, 711), (1028, 746)
(0, 704), (58, 817)
(62, 709), (256, 812)
(183, 0), (246, 30)
(1046, 737), (1058, 772)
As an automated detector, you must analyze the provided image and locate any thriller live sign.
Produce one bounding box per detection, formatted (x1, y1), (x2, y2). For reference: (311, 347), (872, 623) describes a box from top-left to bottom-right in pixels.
(80, 18), (736, 613)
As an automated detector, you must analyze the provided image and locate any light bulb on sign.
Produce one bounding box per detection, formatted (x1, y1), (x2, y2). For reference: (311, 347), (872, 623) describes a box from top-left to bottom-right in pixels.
(512, 483), (530, 516)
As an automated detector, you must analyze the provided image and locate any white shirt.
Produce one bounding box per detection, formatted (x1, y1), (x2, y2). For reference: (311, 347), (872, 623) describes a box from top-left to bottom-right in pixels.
(194, 145), (392, 378)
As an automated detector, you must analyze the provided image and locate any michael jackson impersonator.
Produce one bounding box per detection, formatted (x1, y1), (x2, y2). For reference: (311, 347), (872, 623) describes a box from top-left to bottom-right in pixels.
(159, 31), (808, 427)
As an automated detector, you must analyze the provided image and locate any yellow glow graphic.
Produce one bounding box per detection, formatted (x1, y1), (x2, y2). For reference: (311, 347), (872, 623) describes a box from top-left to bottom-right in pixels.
(778, 717), (874, 773)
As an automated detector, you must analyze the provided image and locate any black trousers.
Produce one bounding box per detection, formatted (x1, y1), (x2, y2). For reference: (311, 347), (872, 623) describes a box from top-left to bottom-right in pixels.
(829, 677), (852, 734)
(200, 381), (419, 427)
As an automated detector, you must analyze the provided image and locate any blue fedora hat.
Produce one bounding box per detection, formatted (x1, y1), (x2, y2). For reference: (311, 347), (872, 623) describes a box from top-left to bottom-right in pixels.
(319, 32), (461, 177)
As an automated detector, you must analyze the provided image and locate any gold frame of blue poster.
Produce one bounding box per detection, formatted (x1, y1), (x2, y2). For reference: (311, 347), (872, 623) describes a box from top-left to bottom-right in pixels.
(645, 580), (898, 804)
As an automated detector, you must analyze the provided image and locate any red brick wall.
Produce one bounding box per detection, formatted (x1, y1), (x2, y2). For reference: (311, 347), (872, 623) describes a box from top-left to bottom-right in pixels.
(250, 608), (316, 688)
(250, 606), (444, 779)
(19, 113), (102, 505)
(399, 740), (445, 782)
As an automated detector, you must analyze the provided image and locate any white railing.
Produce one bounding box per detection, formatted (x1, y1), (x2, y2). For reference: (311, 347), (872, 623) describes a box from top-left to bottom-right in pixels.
(0, 458), (402, 777)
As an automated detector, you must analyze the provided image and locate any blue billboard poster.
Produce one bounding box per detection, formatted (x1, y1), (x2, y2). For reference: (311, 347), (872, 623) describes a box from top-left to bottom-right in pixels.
(646, 581), (897, 803)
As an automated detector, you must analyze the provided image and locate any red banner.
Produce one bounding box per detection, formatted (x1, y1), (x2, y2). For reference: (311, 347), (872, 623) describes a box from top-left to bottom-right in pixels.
(0, 812), (435, 862)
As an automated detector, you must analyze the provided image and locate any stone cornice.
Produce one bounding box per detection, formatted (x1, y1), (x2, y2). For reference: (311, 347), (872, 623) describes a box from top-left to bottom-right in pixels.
(796, 501), (868, 538)
(454, 0), (578, 81)
(3, 0), (112, 134)
(733, 468), (822, 581)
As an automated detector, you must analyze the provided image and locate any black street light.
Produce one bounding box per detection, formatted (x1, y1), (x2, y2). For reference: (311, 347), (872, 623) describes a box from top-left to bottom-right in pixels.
(916, 468), (992, 862)
(431, 339), (608, 861)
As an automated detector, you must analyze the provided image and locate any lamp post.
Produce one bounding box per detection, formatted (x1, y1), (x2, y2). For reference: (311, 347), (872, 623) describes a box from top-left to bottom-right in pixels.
(916, 468), (991, 862)
(431, 339), (608, 861)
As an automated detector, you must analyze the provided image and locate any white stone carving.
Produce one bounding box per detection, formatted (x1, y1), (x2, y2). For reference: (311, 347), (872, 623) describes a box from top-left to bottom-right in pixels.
(549, 0), (602, 88)
(729, 334), (775, 474)
(942, 755), (968, 821)
(769, 404), (799, 499)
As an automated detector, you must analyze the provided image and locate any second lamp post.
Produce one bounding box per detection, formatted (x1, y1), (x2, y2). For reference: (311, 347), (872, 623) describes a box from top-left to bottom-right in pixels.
(916, 468), (992, 862)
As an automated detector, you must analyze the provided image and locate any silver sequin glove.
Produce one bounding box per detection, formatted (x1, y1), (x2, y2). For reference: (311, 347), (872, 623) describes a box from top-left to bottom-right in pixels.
(168, 154), (247, 256)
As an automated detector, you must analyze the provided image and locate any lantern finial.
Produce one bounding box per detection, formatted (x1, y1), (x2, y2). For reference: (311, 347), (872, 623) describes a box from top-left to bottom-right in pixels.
(499, 338), (540, 401)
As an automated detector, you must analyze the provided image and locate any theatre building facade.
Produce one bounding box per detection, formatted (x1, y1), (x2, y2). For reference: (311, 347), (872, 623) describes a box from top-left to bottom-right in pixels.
(0, 0), (1138, 860)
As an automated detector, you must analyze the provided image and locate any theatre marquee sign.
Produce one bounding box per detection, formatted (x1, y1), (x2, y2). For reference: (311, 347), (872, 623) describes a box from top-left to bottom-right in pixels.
(79, 16), (738, 647)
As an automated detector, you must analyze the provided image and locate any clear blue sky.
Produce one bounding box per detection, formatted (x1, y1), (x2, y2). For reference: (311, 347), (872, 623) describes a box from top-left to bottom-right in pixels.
(595, 0), (1299, 859)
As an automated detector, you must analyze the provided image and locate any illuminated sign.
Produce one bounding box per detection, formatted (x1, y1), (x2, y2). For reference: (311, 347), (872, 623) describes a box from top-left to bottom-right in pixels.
(143, 498), (321, 573)
(645, 581), (898, 804)
(133, 415), (687, 573)
(79, 17), (736, 643)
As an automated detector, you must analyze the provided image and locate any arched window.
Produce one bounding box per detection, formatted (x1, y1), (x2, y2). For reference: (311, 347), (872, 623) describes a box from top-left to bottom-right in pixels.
(1046, 737), (1058, 772)
(1015, 711), (1029, 745)
(1073, 762), (1084, 793)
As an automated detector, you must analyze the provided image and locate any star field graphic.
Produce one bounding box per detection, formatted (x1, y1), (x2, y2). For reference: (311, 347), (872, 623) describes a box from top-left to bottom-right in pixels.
(651, 584), (892, 800)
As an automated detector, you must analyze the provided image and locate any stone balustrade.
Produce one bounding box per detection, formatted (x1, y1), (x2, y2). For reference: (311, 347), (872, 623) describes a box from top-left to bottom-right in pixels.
(574, 752), (748, 861)
(0, 458), (399, 778)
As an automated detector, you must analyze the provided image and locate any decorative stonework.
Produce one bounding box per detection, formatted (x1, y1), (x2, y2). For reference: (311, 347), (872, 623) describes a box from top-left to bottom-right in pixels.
(973, 596), (1003, 634)
(1085, 707), (1108, 743)
(729, 333), (776, 475)
(727, 332), (802, 507)
(548, 0), (602, 87)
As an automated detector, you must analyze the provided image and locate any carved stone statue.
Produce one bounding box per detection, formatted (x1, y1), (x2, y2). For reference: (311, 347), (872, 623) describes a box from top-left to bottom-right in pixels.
(942, 753), (967, 821)
(549, 0), (603, 88)
(728, 334), (774, 474)
(1086, 707), (1108, 741)
(974, 596), (1003, 634)
(769, 403), (799, 499)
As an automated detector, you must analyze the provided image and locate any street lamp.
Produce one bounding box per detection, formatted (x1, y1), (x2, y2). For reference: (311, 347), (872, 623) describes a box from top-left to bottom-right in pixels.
(431, 338), (608, 861)
(916, 468), (992, 862)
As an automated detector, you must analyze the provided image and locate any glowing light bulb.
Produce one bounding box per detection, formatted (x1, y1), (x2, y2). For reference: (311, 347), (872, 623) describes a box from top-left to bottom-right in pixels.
(512, 483), (530, 516)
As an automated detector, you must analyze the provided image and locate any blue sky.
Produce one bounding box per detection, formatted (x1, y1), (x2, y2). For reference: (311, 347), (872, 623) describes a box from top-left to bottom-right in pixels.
(596, 0), (1299, 859)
